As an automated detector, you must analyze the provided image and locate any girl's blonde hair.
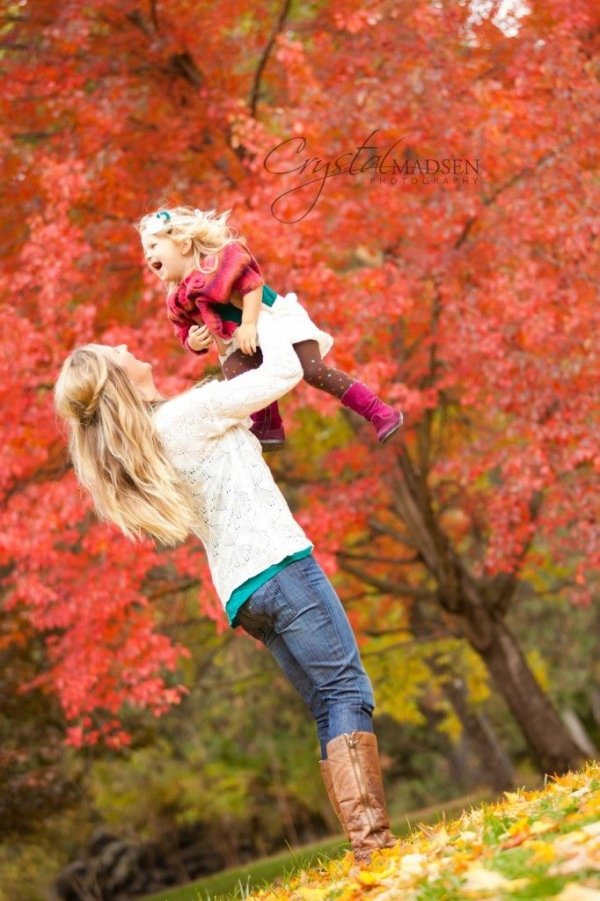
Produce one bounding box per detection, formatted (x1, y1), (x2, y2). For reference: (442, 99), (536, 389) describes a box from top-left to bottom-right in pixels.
(137, 206), (246, 281)
(54, 346), (197, 546)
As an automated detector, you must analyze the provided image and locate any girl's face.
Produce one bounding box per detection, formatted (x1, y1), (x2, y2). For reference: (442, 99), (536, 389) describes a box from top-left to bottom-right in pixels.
(141, 232), (194, 284)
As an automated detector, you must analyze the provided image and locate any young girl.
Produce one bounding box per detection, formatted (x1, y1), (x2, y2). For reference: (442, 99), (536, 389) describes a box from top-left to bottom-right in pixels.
(138, 206), (402, 451)
(54, 313), (396, 864)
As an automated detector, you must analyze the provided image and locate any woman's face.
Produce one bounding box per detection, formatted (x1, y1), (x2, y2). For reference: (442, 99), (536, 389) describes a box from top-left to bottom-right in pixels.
(94, 344), (158, 397)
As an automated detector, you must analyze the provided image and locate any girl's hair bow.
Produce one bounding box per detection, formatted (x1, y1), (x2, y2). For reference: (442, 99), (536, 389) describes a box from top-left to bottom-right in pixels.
(143, 210), (172, 235)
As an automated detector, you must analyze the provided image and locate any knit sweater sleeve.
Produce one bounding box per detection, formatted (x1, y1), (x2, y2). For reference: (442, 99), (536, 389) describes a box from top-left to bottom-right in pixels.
(201, 241), (264, 304)
(177, 312), (302, 429)
(171, 311), (209, 356)
(166, 289), (209, 355)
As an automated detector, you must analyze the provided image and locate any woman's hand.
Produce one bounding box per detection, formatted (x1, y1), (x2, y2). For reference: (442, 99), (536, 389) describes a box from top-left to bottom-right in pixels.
(188, 325), (213, 352)
(235, 322), (258, 356)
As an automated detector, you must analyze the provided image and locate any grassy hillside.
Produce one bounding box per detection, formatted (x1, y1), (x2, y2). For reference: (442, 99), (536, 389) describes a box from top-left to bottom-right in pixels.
(142, 792), (493, 901)
(249, 762), (599, 901)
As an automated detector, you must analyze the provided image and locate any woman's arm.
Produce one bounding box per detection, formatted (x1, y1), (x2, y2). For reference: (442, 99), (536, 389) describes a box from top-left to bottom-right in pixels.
(186, 312), (302, 423)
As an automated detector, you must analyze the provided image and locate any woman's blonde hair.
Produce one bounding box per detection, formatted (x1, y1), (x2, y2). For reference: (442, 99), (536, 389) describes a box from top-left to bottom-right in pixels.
(54, 346), (197, 546)
(137, 206), (246, 281)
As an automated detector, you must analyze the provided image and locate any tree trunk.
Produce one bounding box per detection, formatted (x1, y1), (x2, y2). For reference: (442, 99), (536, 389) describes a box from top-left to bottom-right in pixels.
(472, 616), (585, 775)
(388, 461), (587, 776)
(440, 674), (515, 792)
(410, 602), (514, 791)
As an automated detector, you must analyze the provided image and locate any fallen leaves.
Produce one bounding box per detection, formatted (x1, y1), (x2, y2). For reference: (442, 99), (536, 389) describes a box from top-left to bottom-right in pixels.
(501, 814), (558, 848)
(249, 762), (600, 900)
(555, 886), (600, 901)
(461, 863), (528, 893)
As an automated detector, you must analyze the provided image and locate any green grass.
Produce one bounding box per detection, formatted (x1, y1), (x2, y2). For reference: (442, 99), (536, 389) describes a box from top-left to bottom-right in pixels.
(141, 791), (493, 901)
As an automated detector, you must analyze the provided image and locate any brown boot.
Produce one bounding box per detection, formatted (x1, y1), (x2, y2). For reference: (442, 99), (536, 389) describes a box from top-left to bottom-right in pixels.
(326, 731), (396, 863)
(319, 759), (347, 837)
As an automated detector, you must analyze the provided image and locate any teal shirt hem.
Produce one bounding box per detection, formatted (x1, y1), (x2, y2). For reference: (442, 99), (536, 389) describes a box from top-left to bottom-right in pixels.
(219, 283), (278, 325)
(226, 546), (313, 627)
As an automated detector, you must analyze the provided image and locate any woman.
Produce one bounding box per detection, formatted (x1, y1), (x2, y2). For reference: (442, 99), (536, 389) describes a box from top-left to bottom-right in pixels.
(54, 312), (396, 864)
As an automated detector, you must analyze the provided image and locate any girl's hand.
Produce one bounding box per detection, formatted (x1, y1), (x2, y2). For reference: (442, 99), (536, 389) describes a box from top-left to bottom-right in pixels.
(235, 322), (258, 356)
(188, 324), (213, 352)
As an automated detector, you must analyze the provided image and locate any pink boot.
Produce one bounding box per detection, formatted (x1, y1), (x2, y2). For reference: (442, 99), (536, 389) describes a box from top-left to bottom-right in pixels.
(250, 401), (286, 452)
(341, 383), (403, 443)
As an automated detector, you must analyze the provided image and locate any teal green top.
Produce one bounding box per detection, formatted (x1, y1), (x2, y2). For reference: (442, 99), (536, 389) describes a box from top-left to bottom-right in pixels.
(219, 283), (278, 325)
(226, 546), (313, 627)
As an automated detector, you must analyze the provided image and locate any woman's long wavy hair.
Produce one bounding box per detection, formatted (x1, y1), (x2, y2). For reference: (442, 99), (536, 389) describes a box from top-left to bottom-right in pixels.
(54, 346), (197, 546)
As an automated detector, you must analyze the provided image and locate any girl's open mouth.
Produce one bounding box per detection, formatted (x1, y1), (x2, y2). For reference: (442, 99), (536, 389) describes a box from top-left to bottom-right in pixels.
(151, 261), (163, 271)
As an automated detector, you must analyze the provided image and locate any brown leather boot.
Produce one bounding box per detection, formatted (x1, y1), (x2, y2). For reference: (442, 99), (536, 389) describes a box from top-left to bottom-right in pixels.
(319, 759), (347, 836)
(326, 731), (396, 863)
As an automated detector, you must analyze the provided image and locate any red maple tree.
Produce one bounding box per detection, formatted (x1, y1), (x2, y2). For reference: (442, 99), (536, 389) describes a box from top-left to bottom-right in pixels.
(1, 0), (598, 769)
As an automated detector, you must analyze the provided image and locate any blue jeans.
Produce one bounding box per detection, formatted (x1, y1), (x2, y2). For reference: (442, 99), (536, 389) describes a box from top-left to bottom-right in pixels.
(235, 555), (375, 758)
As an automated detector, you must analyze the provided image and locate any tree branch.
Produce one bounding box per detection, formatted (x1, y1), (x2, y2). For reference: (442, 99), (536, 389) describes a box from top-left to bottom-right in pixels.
(455, 138), (578, 250)
(361, 630), (461, 656)
(249, 0), (292, 117)
(337, 550), (419, 566)
(145, 580), (200, 601)
(149, 0), (159, 32)
(367, 516), (419, 549)
(339, 560), (435, 600)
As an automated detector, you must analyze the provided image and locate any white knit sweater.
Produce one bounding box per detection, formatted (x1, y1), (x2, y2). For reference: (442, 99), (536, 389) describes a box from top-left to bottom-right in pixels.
(153, 312), (313, 607)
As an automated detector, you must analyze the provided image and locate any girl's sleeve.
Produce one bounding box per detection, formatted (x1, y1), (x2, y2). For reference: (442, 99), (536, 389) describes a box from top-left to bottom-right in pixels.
(202, 242), (264, 303)
(168, 301), (209, 356)
(184, 312), (302, 424)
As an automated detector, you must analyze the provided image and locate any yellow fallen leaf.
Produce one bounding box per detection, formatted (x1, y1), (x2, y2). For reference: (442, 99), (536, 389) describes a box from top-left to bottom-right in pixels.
(570, 786), (592, 799)
(553, 856), (600, 876)
(363, 862), (397, 882)
(356, 869), (386, 887)
(530, 817), (558, 835)
(292, 887), (329, 901)
(550, 829), (600, 875)
(528, 838), (557, 864)
(581, 797), (600, 816)
(462, 864), (516, 891)
(334, 886), (362, 901)
(555, 885), (600, 900)
(506, 817), (531, 836)
(582, 822), (600, 839)
(502, 830), (531, 849)
(398, 852), (429, 876)
(429, 824), (451, 849)
(455, 829), (480, 844)
(554, 826), (600, 855)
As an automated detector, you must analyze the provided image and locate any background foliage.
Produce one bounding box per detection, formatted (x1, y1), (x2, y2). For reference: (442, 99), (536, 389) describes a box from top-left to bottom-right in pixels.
(0, 0), (598, 897)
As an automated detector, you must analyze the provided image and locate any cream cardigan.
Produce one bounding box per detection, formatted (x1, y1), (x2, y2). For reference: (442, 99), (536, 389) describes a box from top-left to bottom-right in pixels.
(154, 311), (313, 607)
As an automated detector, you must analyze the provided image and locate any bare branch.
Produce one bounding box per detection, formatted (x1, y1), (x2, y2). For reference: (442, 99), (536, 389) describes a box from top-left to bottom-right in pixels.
(168, 51), (203, 87)
(455, 138), (578, 250)
(337, 550), (419, 566)
(367, 517), (419, 549)
(145, 580), (200, 601)
(339, 560), (435, 600)
(361, 630), (461, 656)
(249, 0), (292, 117)
(149, 0), (159, 32)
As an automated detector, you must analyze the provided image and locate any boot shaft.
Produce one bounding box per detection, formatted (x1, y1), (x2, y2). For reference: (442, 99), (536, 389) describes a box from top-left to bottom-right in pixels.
(341, 383), (403, 443)
(325, 731), (396, 862)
